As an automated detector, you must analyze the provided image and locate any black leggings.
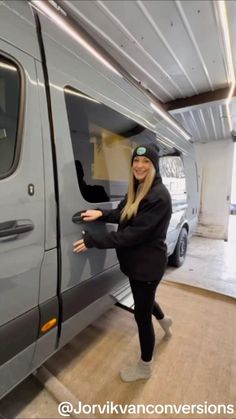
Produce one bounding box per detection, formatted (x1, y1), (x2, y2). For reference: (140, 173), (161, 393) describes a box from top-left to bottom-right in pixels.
(129, 278), (164, 362)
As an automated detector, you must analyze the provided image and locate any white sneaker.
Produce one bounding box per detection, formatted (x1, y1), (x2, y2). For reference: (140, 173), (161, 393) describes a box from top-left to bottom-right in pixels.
(120, 359), (152, 382)
(158, 316), (172, 339)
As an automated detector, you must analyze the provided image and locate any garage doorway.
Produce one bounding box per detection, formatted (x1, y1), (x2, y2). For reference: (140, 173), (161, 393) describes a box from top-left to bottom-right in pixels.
(228, 143), (236, 241)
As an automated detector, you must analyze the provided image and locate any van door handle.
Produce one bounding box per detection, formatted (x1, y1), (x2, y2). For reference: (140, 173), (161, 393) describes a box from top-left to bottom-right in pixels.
(0, 220), (34, 238)
(72, 211), (85, 224)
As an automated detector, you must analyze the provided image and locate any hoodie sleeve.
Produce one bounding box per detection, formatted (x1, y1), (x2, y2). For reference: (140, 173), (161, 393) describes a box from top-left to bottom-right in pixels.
(83, 197), (170, 249)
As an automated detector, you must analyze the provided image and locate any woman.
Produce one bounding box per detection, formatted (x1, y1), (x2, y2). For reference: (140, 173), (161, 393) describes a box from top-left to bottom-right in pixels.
(73, 144), (172, 382)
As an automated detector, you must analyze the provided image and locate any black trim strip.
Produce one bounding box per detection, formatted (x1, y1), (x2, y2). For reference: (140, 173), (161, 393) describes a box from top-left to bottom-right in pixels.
(0, 53), (25, 181)
(33, 11), (62, 343)
(0, 308), (39, 367)
(0, 296), (59, 366)
(62, 266), (127, 322)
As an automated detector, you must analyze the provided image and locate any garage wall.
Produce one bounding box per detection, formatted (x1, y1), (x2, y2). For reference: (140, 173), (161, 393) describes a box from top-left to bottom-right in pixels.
(194, 139), (234, 240)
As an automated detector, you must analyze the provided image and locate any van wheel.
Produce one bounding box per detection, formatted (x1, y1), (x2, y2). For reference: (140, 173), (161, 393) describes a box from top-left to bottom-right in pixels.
(169, 227), (188, 267)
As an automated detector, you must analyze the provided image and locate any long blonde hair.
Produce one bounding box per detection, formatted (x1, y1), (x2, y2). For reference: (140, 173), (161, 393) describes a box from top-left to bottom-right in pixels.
(120, 164), (156, 221)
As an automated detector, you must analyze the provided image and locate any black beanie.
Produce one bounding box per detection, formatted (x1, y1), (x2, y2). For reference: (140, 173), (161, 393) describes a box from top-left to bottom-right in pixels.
(131, 144), (160, 171)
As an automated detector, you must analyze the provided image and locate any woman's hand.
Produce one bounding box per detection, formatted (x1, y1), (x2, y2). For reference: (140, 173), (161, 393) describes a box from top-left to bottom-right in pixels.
(81, 209), (103, 222)
(73, 239), (88, 253)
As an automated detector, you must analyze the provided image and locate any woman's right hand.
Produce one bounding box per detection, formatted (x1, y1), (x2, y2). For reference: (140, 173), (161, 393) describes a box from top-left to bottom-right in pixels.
(81, 209), (103, 222)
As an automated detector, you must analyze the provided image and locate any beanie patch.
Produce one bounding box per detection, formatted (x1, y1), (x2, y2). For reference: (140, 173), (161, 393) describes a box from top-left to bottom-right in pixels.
(136, 146), (147, 155)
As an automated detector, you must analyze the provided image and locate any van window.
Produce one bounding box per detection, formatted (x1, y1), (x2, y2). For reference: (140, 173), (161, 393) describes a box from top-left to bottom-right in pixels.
(160, 156), (186, 203)
(0, 56), (20, 178)
(64, 86), (156, 202)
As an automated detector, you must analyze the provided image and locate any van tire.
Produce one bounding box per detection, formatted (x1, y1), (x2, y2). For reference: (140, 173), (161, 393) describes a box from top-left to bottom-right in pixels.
(169, 227), (188, 267)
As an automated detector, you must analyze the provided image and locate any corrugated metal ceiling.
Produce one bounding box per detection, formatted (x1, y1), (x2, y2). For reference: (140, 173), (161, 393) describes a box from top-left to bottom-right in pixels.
(61, 0), (235, 143)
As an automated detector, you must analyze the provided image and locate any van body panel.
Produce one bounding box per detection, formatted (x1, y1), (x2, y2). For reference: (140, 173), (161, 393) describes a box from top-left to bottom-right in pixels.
(35, 61), (57, 251)
(39, 250), (58, 304)
(182, 155), (199, 235)
(0, 1), (41, 61)
(0, 343), (36, 400)
(161, 154), (190, 252)
(0, 38), (44, 394)
(32, 329), (58, 370)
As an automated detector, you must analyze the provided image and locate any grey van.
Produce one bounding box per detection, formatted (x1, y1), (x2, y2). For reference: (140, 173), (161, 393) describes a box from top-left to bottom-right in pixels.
(0, 0), (199, 398)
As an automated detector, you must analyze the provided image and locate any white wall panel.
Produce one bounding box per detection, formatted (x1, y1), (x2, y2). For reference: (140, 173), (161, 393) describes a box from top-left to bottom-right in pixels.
(194, 140), (234, 239)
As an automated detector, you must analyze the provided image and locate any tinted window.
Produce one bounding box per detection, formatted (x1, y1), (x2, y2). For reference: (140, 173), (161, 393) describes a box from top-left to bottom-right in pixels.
(64, 86), (156, 202)
(0, 56), (20, 177)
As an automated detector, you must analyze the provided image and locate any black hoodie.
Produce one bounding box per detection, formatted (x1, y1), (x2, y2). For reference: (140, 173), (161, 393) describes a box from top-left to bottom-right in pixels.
(83, 176), (172, 282)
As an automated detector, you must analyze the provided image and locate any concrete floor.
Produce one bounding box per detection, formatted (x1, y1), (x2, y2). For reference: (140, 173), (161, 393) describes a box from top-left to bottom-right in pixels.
(0, 376), (59, 419)
(0, 227), (235, 418)
(165, 234), (236, 298)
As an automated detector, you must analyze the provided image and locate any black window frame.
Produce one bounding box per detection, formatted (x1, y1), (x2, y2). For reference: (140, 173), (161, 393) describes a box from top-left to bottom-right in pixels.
(0, 52), (25, 180)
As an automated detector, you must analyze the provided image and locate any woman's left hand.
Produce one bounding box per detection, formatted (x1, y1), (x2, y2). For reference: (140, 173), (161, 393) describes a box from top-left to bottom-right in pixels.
(73, 239), (88, 253)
